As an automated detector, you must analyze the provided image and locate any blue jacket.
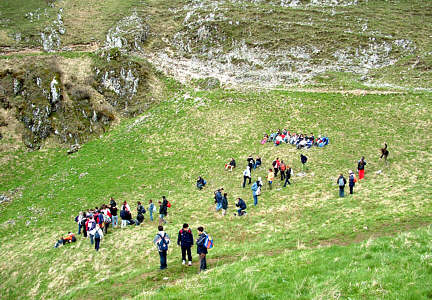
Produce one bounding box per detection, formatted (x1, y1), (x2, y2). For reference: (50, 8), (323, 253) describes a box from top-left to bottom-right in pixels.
(196, 233), (208, 254)
(215, 191), (223, 204)
(177, 228), (194, 247)
(251, 182), (259, 196)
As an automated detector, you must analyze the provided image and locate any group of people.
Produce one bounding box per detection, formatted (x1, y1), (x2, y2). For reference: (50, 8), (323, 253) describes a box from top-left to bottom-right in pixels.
(153, 224), (212, 273)
(336, 156), (367, 197)
(262, 129), (329, 149)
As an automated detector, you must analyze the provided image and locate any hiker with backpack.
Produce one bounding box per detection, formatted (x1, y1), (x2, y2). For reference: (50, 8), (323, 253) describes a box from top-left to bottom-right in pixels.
(177, 223), (194, 266)
(357, 156), (367, 180)
(235, 198), (247, 216)
(86, 217), (96, 245)
(348, 170), (356, 194)
(149, 199), (155, 222)
(300, 154), (308, 170)
(337, 173), (347, 197)
(242, 166), (251, 188)
(196, 226), (209, 273)
(93, 224), (104, 251)
(81, 213), (88, 237)
(279, 160), (286, 181)
(75, 212), (83, 235)
(283, 165), (293, 187)
(153, 225), (170, 270)
(251, 180), (261, 206)
(136, 201), (146, 225)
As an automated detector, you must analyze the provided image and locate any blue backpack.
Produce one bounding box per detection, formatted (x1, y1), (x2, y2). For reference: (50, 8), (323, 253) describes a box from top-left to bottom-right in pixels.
(158, 233), (169, 251)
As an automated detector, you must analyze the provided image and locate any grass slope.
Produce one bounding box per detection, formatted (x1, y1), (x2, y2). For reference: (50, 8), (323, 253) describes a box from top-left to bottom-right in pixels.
(0, 86), (431, 299)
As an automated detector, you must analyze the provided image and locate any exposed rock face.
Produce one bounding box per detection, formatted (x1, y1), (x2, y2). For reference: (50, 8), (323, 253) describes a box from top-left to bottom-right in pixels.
(143, 0), (417, 87)
(105, 12), (149, 53)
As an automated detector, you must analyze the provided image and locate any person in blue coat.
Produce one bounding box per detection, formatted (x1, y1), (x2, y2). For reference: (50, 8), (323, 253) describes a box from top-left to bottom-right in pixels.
(177, 223), (194, 266)
(251, 180), (261, 206)
(196, 226), (208, 273)
(235, 198), (247, 216)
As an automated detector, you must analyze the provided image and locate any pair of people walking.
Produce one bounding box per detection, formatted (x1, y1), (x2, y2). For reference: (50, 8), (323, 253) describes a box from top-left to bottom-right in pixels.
(153, 224), (209, 273)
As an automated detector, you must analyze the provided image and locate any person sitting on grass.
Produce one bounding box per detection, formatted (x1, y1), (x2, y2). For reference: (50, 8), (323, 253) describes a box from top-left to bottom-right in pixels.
(225, 158), (236, 171)
(254, 156), (262, 169)
(54, 232), (76, 248)
(196, 176), (207, 190)
(234, 198), (247, 216)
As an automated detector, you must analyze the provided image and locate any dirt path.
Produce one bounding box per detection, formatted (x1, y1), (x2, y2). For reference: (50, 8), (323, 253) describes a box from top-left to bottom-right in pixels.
(0, 42), (100, 56)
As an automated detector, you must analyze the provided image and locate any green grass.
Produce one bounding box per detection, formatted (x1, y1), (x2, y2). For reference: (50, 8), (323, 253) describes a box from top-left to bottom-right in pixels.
(0, 87), (431, 299)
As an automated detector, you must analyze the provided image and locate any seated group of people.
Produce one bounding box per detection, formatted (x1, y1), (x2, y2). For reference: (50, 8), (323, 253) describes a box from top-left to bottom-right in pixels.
(262, 129), (329, 149)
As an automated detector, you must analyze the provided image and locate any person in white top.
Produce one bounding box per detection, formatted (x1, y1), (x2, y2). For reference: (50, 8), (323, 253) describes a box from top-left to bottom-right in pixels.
(242, 166), (251, 188)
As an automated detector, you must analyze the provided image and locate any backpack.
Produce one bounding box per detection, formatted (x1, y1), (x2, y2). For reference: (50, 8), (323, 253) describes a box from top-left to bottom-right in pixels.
(103, 214), (111, 223)
(138, 205), (146, 214)
(272, 160), (277, 167)
(71, 235), (77, 243)
(95, 230), (100, 239)
(158, 233), (169, 251)
(204, 234), (214, 249)
(167, 201), (171, 208)
(338, 177), (345, 186)
(75, 216), (79, 223)
(120, 210), (127, 219)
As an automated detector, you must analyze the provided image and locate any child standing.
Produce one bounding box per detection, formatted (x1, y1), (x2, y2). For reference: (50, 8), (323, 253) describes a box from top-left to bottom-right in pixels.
(267, 169), (274, 190)
(149, 199), (155, 221)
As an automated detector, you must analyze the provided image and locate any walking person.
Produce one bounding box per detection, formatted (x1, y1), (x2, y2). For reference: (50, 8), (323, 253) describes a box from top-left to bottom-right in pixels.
(196, 226), (208, 273)
(149, 199), (155, 222)
(300, 154), (308, 170)
(357, 156), (367, 180)
(153, 225), (170, 270)
(159, 196), (169, 225)
(348, 170), (356, 194)
(283, 165), (292, 187)
(221, 193), (228, 216)
(94, 224), (104, 251)
(279, 160), (286, 181)
(177, 223), (194, 266)
(242, 166), (251, 188)
(272, 158), (280, 177)
(214, 188), (223, 211)
(267, 168), (274, 190)
(251, 180), (261, 206)
(337, 173), (347, 197)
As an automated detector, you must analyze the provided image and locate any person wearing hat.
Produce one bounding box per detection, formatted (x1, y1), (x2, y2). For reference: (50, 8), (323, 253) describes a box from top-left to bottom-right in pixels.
(348, 170), (356, 194)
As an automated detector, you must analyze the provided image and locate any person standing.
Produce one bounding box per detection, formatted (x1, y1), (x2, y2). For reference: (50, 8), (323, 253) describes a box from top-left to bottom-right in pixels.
(337, 173), (347, 197)
(94, 224), (104, 251)
(242, 166), (251, 188)
(279, 160), (286, 181)
(348, 170), (356, 194)
(251, 180), (261, 206)
(247, 155), (255, 172)
(267, 168), (274, 190)
(196, 226), (208, 273)
(177, 223), (194, 266)
(221, 193), (228, 216)
(110, 203), (118, 228)
(214, 188), (223, 211)
(272, 158), (280, 177)
(283, 165), (292, 187)
(159, 196), (169, 225)
(149, 199), (155, 222)
(153, 225), (170, 270)
(300, 154), (308, 170)
(357, 157), (367, 180)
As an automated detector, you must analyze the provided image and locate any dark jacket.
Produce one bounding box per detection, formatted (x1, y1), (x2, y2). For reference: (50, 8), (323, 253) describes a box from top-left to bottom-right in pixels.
(286, 167), (292, 179)
(358, 160), (367, 170)
(300, 154), (308, 164)
(110, 206), (118, 216)
(349, 174), (355, 187)
(159, 199), (168, 215)
(236, 198), (247, 210)
(137, 213), (144, 223)
(222, 196), (228, 210)
(137, 204), (146, 214)
(196, 233), (208, 254)
(229, 159), (236, 167)
(177, 228), (194, 247)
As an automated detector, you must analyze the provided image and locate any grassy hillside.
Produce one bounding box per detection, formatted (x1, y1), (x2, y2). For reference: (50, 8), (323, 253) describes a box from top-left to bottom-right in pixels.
(0, 85), (431, 299)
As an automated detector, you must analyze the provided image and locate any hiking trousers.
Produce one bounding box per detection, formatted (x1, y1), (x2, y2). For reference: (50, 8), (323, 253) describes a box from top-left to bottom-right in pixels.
(199, 253), (207, 272)
(159, 251), (167, 269)
(339, 186), (345, 197)
(280, 170), (285, 180)
(181, 246), (192, 262)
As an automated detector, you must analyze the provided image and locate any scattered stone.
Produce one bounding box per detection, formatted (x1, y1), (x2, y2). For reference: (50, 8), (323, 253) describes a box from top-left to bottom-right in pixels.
(297, 172), (307, 177)
(26, 220), (31, 226)
(375, 170), (382, 174)
(0, 195), (11, 204)
(79, 172), (88, 179)
(67, 144), (80, 154)
(5, 219), (16, 226)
